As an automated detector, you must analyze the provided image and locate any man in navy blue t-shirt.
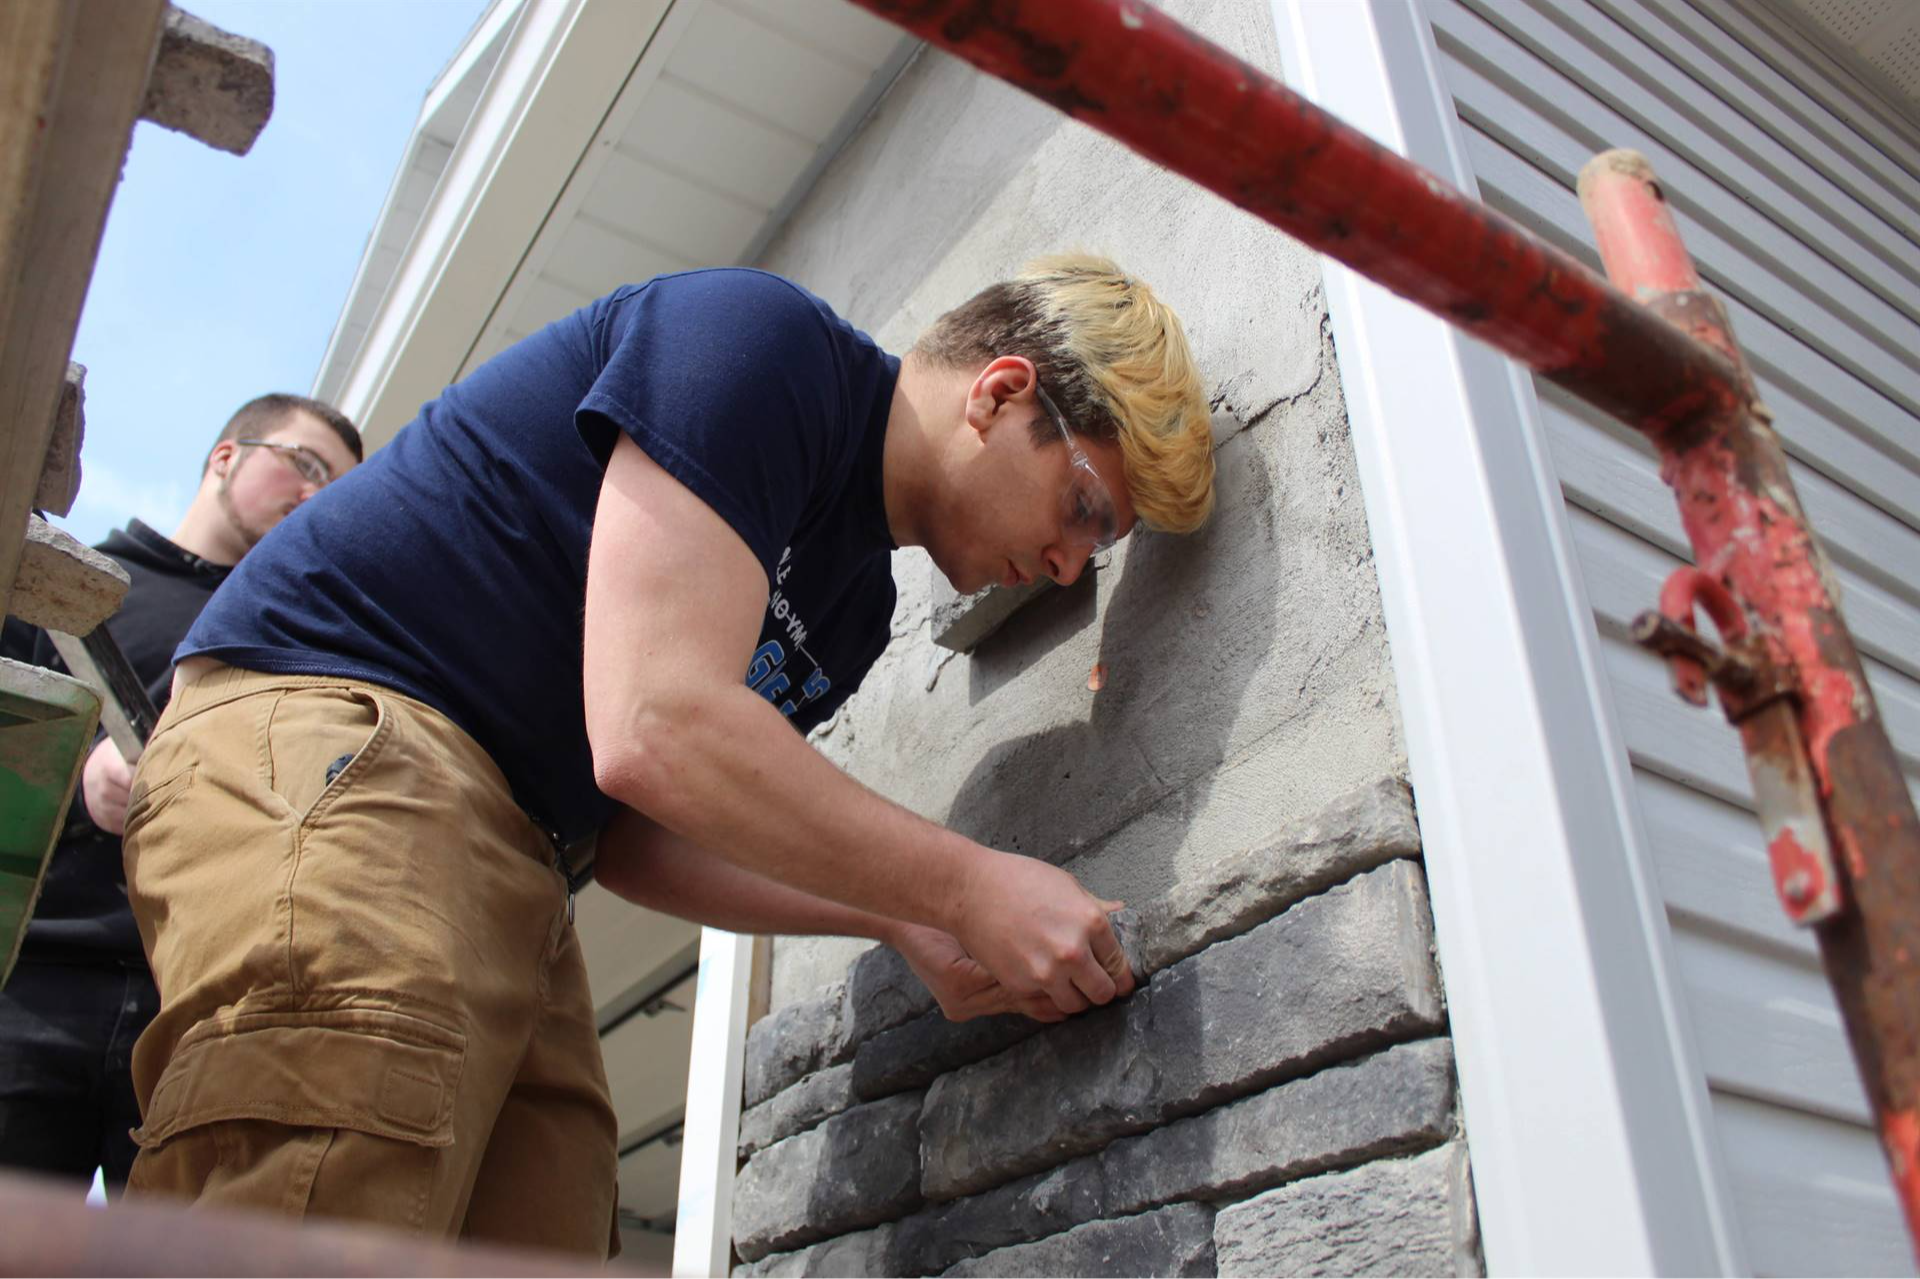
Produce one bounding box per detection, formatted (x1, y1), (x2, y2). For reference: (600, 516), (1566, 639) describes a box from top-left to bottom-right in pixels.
(120, 257), (1216, 1253)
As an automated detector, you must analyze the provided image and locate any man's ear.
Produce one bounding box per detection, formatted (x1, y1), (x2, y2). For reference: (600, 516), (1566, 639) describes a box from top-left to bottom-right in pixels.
(964, 356), (1038, 437)
(207, 440), (237, 478)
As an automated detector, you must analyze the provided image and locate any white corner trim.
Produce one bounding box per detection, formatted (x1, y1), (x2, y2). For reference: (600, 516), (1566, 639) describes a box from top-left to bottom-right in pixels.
(1268, 1), (1741, 1273)
(672, 927), (753, 1278)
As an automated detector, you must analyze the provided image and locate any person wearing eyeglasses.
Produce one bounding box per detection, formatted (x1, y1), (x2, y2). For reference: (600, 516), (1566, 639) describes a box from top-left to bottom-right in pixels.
(117, 257), (1214, 1254)
(0, 393), (362, 1199)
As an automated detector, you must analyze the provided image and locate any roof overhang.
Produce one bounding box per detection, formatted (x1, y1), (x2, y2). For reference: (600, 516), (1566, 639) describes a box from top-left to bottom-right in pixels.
(314, 0), (917, 447)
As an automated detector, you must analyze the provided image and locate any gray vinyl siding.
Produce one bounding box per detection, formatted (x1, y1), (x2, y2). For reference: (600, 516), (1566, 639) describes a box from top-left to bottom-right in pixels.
(1424, 0), (1920, 1272)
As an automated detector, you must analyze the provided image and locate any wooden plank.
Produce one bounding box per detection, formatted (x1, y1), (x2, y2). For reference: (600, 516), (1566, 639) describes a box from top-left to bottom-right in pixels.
(1712, 1093), (1914, 1276)
(583, 149), (755, 267)
(620, 77), (813, 212)
(0, 0), (167, 619)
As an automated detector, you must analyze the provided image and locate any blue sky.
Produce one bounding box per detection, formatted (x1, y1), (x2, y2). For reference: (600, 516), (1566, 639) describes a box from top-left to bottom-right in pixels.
(59, 0), (489, 547)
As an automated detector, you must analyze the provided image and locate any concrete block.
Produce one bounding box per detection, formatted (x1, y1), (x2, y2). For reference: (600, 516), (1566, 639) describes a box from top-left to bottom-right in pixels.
(140, 6), (274, 156)
(35, 364), (84, 518)
(735, 1224), (898, 1278)
(1102, 1038), (1456, 1215)
(1136, 775), (1420, 972)
(894, 1039), (1455, 1275)
(11, 516), (129, 635)
(744, 983), (852, 1108)
(919, 862), (1444, 1201)
(738, 1063), (857, 1159)
(1214, 1143), (1481, 1277)
(732, 1092), (924, 1263)
(931, 575), (1054, 652)
(942, 1203), (1216, 1278)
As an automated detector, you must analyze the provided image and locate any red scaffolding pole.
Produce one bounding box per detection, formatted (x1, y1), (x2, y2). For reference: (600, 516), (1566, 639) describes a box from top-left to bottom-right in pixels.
(842, 0), (1920, 1253)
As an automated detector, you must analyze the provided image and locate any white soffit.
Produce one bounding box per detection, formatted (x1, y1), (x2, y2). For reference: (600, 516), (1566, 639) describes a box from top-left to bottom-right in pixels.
(464, 0), (917, 375)
(1767, 0), (1920, 128)
(316, 0), (916, 446)
(312, 0), (519, 408)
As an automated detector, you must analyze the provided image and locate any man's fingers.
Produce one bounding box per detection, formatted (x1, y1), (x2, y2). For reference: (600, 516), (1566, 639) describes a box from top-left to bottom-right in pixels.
(1045, 977), (1091, 1017)
(1091, 915), (1137, 998)
(1070, 953), (1119, 1007)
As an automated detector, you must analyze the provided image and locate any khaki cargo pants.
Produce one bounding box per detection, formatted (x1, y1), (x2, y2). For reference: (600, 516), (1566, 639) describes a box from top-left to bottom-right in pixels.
(120, 665), (618, 1256)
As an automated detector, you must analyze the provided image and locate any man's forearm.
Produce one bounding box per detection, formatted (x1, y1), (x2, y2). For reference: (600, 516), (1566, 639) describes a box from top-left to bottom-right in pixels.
(595, 804), (913, 945)
(592, 683), (993, 937)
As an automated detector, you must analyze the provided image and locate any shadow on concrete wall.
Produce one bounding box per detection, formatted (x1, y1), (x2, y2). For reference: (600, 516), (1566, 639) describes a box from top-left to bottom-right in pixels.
(943, 421), (1283, 871)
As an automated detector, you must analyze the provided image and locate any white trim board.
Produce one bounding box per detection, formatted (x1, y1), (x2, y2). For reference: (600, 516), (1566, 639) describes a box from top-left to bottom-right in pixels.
(1270, 0), (1741, 1272)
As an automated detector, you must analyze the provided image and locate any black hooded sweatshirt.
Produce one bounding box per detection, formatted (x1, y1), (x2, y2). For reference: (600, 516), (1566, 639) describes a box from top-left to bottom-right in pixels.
(0, 520), (230, 962)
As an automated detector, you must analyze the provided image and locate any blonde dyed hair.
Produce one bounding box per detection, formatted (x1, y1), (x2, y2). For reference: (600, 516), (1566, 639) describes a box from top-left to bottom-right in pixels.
(913, 253), (1214, 534)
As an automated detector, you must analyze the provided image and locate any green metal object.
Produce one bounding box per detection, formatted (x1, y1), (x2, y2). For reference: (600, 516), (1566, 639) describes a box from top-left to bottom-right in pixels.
(0, 655), (99, 988)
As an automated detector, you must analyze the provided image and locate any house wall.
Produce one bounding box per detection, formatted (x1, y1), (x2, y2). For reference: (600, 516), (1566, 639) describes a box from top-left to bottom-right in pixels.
(1426, 0), (1920, 1272)
(723, 1), (1482, 1273)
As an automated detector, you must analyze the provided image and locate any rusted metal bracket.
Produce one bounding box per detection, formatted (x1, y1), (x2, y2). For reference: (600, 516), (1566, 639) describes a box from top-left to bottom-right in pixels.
(1633, 568), (1842, 925)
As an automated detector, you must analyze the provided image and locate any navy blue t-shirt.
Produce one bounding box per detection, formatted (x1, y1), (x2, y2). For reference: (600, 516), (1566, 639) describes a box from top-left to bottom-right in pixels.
(180, 269), (900, 842)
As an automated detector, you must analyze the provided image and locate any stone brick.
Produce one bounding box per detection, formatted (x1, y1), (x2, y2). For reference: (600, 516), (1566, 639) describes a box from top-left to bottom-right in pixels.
(11, 516), (130, 635)
(745, 984), (852, 1109)
(139, 6), (275, 156)
(1102, 1037), (1455, 1215)
(942, 1203), (1216, 1278)
(853, 1009), (1044, 1102)
(36, 363), (84, 518)
(735, 1224), (898, 1278)
(826, 778), (1408, 1106)
(1136, 775), (1419, 973)
(892, 1039), (1454, 1275)
(892, 1154), (1110, 1276)
(739, 1063), (857, 1158)
(919, 862), (1443, 1201)
(733, 1092), (924, 1262)
(1214, 1143), (1481, 1277)
(844, 944), (937, 1047)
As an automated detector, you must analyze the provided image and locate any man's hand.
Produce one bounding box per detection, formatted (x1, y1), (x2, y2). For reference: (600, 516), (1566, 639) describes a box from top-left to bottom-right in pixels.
(949, 852), (1136, 1018)
(81, 737), (135, 835)
(891, 922), (1067, 1024)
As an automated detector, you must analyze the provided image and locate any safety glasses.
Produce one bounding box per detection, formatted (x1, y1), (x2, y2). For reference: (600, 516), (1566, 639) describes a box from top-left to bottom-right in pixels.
(1034, 383), (1121, 553)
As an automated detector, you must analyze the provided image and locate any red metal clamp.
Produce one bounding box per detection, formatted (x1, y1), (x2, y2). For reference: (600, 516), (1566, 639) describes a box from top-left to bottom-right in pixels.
(1633, 568), (1844, 926)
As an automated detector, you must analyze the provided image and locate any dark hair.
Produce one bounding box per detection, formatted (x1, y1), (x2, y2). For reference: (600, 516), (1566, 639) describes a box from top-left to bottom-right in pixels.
(204, 394), (363, 473)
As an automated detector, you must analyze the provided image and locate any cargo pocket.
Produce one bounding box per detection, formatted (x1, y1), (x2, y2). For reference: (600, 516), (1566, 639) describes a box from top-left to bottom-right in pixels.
(130, 1006), (465, 1229)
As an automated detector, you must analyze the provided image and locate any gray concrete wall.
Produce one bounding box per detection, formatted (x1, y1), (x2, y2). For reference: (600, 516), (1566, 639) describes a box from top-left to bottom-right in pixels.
(755, 0), (1404, 1011)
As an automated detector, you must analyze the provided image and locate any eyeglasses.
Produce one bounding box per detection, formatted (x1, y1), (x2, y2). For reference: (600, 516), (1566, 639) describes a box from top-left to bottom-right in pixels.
(237, 438), (333, 487)
(1033, 384), (1121, 553)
